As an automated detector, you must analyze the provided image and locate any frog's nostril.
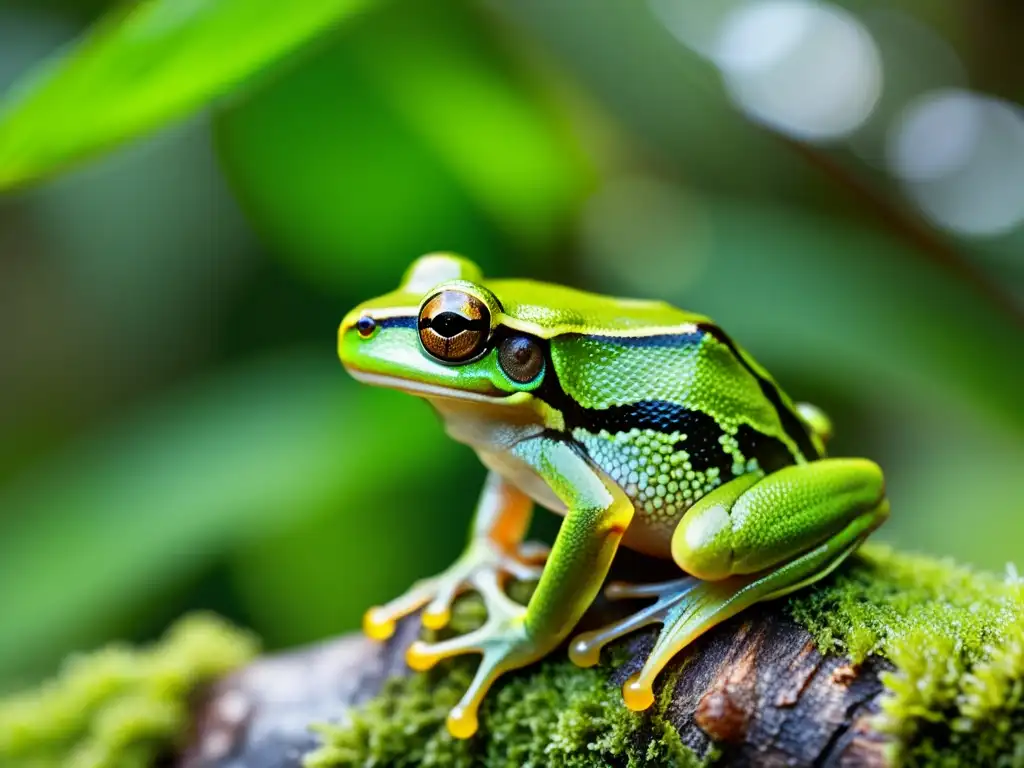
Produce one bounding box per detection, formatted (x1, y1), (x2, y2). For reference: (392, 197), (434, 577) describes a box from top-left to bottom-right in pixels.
(356, 315), (377, 338)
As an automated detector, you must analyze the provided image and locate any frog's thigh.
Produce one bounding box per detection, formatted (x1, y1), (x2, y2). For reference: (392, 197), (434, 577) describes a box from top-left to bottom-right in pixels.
(671, 458), (887, 581)
(620, 459), (888, 711)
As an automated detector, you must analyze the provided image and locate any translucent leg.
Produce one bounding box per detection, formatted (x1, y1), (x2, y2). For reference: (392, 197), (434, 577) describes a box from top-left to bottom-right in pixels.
(390, 439), (635, 740)
(568, 577), (699, 668)
(365, 471), (545, 638)
(621, 577), (753, 711)
(621, 512), (881, 712)
(405, 570), (539, 738)
(362, 579), (437, 640)
(362, 538), (547, 638)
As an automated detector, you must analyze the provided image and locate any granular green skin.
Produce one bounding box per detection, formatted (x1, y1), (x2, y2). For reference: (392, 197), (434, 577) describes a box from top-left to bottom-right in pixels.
(312, 545), (1024, 768)
(0, 613), (258, 768)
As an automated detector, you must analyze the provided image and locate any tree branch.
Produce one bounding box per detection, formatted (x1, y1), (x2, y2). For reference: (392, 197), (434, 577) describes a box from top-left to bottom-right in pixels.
(178, 546), (1021, 768)
(180, 607), (897, 767)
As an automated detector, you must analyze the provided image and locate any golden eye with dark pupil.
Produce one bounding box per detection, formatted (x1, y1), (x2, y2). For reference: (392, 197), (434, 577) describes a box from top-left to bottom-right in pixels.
(498, 335), (544, 383)
(418, 290), (490, 362)
(429, 311), (473, 337)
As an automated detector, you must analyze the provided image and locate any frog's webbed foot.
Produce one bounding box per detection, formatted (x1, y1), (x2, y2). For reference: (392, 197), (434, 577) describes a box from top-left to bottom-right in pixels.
(404, 570), (538, 738)
(570, 575), (763, 711)
(568, 576), (700, 669)
(362, 539), (548, 640)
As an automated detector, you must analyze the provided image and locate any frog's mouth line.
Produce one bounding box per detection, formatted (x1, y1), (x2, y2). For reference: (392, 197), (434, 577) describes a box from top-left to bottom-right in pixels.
(344, 368), (509, 404)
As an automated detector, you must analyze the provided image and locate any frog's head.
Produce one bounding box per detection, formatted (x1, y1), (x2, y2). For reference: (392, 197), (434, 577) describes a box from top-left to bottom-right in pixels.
(339, 253), (700, 420)
(338, 254), (550, 406)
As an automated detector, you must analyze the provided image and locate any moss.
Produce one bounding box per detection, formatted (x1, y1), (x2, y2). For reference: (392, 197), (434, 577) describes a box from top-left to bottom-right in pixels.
(0, 613), (258, 768)
(789, 544), (1023, 767)
(308, 586), (708, 768)
(313, 546), (1022, 768)
(11, 546), (1016, 767)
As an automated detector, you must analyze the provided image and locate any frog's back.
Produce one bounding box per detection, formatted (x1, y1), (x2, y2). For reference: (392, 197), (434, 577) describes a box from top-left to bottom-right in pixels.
(486, 278), (708, 338)
(499, 282), (821, 540)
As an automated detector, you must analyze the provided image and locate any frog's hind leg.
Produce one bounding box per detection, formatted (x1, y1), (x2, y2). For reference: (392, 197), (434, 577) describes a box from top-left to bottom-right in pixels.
(619, 525), (871, 711)
(572, 458), (888, 711)
(629, 459), (888, 710)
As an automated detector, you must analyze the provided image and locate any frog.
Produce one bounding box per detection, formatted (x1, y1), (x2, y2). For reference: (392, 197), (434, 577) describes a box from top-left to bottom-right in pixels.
(337, 253), (889, 739)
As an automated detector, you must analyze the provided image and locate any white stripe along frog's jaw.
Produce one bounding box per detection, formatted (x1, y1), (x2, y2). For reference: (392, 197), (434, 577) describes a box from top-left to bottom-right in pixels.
(344, 368), (509, 405)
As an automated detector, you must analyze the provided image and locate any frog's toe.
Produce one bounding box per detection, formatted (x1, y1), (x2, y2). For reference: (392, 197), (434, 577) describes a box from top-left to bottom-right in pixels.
(605, 578), (693, 601)
(568, 577), (698, 668)
(363, 578), (440, 640)
(428, 553), (528, 629)
(619, 579), (742, 711)
(408, 570), (526, 668)
(623, 672), (657, 711)
(364, 539), (545, 638)
(422, 581), (463, 630)
(405, 626), (487, 670)
(445, 637), (525, 739)
(416, 634), (520, 739)
(405, 592), (536, 739)
(569, 600), (665, 668)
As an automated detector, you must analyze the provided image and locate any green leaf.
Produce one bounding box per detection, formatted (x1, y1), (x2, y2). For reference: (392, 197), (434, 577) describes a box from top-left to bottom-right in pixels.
(0, 351), (455, 686)
(0, 0), (377, 189)
(214, 0), (593, 288)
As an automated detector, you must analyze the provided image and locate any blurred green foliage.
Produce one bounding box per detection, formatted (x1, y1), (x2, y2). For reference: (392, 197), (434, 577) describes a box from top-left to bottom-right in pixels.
(0, 0), (375, 188)
(0, 0), (1021, 696)
(215, 0), (592, 286)
(0, 613), (256, 768)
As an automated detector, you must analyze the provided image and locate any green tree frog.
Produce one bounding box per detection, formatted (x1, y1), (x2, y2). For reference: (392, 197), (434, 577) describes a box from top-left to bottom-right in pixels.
(338, 254), (889, 739)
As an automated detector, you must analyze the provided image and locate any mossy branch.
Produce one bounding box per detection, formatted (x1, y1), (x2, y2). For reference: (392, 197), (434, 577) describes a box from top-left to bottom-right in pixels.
(1, 547), (1019, 767)
(172, 545), (1021, 768)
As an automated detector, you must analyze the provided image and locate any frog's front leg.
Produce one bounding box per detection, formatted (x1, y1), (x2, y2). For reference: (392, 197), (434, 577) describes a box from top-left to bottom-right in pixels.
(570, 458), (888, 711)
(405, 437), (634, 738)
(363, 470), (548, 640)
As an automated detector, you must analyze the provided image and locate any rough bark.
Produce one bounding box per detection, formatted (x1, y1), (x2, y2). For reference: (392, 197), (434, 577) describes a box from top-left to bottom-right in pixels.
(178, 604), (898, 768)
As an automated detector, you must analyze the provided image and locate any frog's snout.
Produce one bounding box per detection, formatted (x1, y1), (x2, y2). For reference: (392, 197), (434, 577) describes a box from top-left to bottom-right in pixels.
(338, 306), (398, 372)
(337, 307), (369, 367)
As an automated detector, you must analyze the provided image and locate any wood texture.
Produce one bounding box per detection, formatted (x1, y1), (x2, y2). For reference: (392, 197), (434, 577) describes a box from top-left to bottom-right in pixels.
(179, 602), (898, 767)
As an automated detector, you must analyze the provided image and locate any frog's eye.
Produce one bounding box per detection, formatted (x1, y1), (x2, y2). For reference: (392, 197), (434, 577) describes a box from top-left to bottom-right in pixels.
(418, 290), (490, 363)
(498, 335), (544, 384)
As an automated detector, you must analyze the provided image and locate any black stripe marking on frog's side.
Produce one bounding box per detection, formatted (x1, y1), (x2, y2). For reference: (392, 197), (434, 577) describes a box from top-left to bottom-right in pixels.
(528, 328), (707, 427)
(571, 401), (796, 478)
(562, 399), (709, 434)
(534, 373), (797, 482)
(735, 423), (794, 473)
(578, 324), (819, 461)
(666, 414), (795, 476)
(696, 323), (821, 461)
(527, 327), (806, 479)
